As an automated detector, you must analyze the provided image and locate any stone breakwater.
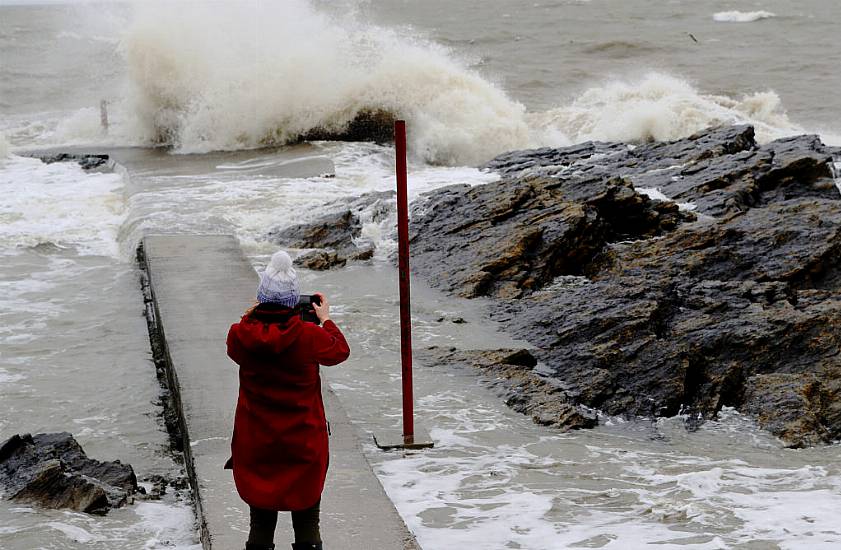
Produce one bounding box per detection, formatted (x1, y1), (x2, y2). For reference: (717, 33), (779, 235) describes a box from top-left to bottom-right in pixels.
(409, 126), (841, 448)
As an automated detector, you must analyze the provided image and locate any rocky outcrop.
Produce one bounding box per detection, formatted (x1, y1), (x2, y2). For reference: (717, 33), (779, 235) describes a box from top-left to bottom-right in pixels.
(35, 153), (110, 170)
(268, 191), (395, 270)
(301, 109), (396, 144)
(410, 174), (692, 299)
(0, 433), (138, 514)
(411, 125), (841, 447)
(273, 209), (362, 251)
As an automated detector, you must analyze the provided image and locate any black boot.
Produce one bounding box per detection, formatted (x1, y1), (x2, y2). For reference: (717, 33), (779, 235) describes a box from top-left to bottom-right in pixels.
(245, 544), (275, 550)
(291, 544), (322, 550)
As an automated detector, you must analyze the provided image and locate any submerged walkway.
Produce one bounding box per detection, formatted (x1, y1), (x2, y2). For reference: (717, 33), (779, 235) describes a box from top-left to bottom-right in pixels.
(140, 234), (419, 550)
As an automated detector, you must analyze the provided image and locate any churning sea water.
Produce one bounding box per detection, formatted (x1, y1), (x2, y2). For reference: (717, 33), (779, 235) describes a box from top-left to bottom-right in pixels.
(1, 1), (840, 548)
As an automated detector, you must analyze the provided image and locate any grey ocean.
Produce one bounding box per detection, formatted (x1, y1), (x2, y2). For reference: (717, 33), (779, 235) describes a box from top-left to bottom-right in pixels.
(1, 1), (840, 549)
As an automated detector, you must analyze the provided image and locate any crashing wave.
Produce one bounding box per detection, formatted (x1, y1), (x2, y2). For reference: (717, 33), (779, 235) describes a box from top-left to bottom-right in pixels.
(713, 11), (776, 23)
(119, 0), (530, 165)
(530, 72), (801, 146)
(49, 2), (816, 165)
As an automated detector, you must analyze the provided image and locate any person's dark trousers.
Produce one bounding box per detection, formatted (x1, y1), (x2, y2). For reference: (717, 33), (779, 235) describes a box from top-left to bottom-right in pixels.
(247, 500), (322, 549)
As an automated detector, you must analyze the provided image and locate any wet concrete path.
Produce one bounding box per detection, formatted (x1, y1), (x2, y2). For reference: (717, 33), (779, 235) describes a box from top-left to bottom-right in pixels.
(140, 234), (419, 550)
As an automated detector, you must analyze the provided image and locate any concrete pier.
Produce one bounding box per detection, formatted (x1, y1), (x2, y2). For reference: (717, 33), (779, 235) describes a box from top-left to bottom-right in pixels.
(139, 234), (419, 550)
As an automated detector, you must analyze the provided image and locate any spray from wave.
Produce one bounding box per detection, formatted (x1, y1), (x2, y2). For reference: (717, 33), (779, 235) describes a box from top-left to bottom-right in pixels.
(47, 1), (824, 165)
(531, 72), (803, 146)
(713, 11), (777, 23)
(119, 0), (530, 165)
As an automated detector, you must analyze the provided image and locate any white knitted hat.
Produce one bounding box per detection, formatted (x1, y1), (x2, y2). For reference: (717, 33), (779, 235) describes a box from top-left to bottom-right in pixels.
(256, 251), (300, 307)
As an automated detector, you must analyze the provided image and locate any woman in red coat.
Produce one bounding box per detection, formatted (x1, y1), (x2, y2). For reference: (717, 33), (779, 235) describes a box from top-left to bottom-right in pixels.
(227, 250), (350, 550)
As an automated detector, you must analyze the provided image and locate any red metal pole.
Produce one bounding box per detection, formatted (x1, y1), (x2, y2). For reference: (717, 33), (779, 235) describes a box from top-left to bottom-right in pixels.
(395, 120), (414, 442)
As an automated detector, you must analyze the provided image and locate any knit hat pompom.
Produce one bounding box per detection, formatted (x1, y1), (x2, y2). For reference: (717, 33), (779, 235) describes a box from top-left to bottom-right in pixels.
(257, 250), (300, 307)
(265, 250), (295, 281)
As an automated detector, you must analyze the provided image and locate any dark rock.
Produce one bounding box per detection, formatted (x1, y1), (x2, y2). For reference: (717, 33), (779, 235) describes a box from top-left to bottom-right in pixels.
(626, 124), (757, 171)
(270, 210), (361, 251)
(418, 347), (598, 431)
(346, 246), (375, 262)
(0, 432), (137, 514)
(410, 174), (693, 299)
(268, 191), (395, 269)
(483, 141), (629, 179)
(626, 131), (838, 217)
(412, 125), (841, 446)
(36, 153), (110, 170)
(295, 250), (347, 271)
(742, 374), (832, 448)
(482, 125), (756, 181)
(301, 109), (396, 144)
(135, 473), (188, 501)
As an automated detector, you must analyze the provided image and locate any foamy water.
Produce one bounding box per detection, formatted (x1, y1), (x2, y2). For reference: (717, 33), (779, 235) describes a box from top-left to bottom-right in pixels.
(302, 266), (841, 550)
(531, 72), (804, 145)
(0, 155), (125, 255)
(112, 0), (530, 164)
(119, 141), (499, 257)
(0, 154), (201, 549)
(713, 11), (777, 23)
(2, 1), (841, 549)
(4, 1), (839, 161)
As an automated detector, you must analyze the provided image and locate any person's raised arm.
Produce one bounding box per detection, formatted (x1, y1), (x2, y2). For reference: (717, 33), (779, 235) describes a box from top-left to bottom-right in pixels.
(311, 293), (350, 366)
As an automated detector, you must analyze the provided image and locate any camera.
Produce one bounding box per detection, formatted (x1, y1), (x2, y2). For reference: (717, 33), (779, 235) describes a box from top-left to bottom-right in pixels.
(297, 294), (322, 325)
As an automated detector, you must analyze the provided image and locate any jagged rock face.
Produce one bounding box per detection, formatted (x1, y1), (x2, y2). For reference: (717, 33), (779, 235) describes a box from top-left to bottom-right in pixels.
(411, 125), (841, 447)
(410, 176), (692, 299)
(0, 433), (137, 514)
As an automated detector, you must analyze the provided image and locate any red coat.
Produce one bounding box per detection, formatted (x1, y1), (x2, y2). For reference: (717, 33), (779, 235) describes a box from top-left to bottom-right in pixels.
(226, 306), (350, 511)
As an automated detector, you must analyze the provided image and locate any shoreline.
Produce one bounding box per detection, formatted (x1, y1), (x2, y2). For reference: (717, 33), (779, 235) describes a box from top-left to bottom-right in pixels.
(2, 128), (841, 548)
(406, 125), (841, 448)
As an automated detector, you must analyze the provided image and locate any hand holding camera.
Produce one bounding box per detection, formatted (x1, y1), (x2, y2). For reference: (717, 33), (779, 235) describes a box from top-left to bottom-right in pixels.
(297, 293), (330, 325)
(311, 293), (330, 323)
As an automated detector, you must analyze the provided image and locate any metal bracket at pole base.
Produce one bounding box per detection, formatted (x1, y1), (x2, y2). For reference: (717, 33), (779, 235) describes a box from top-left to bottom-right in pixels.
(372, 427), (435, 451)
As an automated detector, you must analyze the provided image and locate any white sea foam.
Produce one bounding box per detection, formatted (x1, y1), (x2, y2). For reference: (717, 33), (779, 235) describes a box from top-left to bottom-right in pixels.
(15, 501), (201, 549)
(0, 368), (24, 386)
(0, 155), (126, 256)
(134, 501), (202, 550)
(110, 0), (529, 165)
(713, 10), (777, 23)
(833, 162), (841, 196)
(56, 30), (120, 45)
(532, 72), (803, 146)
(35, 2), (829, 165)
(360, 379), (841, 550)
(121, 141), (497, 256)
(46, 522), (99, 543)
(637, 187), (697, 211)
(0, 131), (9, 159)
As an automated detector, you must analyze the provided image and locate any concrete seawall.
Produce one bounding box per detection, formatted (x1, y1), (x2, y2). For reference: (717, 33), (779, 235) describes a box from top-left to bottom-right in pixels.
(138, 234), (419, 550)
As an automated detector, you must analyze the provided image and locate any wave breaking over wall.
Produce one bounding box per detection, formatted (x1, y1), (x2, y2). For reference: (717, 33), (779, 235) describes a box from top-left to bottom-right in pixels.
(531, 73), (805, 147)
(44, 1), (828, 165)
(120, 0), (530, 165)
(713, 11), (777, 23)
